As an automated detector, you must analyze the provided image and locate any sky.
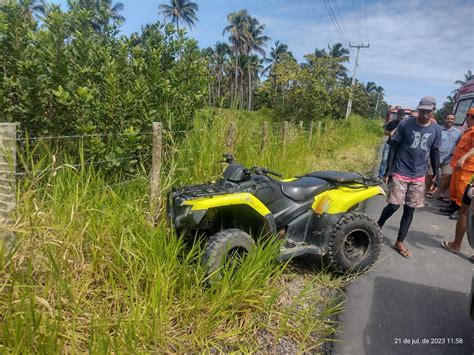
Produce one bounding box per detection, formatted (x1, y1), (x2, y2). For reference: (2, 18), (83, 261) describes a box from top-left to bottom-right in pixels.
(53, 0), (474, 110)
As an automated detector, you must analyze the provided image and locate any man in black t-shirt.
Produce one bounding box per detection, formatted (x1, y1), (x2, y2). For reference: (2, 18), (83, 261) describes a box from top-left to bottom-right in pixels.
(378, 97), (442, 258)
(385, 109), (406, 142)
(378, 109), (406, 178)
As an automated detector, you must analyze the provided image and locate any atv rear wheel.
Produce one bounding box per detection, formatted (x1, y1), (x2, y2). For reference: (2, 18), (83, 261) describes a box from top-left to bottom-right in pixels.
(324, 211), (382, 273)
(203, 229), (256, 276)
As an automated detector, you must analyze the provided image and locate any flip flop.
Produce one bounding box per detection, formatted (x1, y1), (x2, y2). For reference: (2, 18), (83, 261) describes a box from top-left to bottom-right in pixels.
(441, 240), (460, 254)
(392, 246), (412, 258)
(436, 196), (450, 203)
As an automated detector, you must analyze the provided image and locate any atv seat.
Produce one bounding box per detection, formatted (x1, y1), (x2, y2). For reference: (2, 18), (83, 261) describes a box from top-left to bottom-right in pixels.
(279, 177), (331, 202)
(305, 170), (363, 183)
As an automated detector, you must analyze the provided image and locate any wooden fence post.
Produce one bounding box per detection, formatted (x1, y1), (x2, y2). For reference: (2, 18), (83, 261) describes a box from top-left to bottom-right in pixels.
(261, 121), (269, 152)
(308, 121), (314, 147)
(0, 123), (18, 256)
(298, 121), (303, 129)
(283, 121), (289, 146)
(150, 122), (162, 224)
(317, 120), (322, 140)
(226, 121), (236, 153)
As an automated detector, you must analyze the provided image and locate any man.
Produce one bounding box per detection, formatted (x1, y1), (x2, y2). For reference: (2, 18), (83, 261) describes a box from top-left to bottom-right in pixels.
(378, 108), (406, 178)
(436, 114), (462, 201)
(409, 110), (419, 119)
(378, 96), (442, 257)
(441, 108), (474, 219)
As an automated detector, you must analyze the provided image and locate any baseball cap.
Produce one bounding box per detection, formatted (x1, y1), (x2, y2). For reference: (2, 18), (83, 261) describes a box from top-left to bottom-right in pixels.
(416, 96), (436, 111)
(467, 107), (474, 116)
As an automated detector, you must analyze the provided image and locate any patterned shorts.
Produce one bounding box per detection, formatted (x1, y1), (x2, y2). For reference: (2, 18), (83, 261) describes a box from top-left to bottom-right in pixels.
(387, 177), (425, 208)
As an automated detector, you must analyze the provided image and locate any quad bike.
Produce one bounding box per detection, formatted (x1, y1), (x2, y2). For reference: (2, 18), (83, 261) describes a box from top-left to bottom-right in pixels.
(167, 154), (385, 274)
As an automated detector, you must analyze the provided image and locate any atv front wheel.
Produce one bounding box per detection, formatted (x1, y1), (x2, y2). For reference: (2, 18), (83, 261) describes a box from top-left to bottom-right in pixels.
(203, 229), (256, 276)
(324, 211), (382, 273)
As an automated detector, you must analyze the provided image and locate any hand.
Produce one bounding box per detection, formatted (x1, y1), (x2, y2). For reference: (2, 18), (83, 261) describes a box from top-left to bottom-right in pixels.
(456, 157), (466, 168)
(383, 175), (389, 185)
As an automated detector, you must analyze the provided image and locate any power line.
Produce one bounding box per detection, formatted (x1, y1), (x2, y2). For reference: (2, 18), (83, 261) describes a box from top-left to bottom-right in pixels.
(322, 0), (348, 47)
(361, 0), (370, 43)
(331, 0), (351, 46)
(352, 0), (363, 43)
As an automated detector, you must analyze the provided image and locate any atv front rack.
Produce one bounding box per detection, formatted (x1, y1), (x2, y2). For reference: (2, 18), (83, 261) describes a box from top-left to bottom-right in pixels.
(166, 182), (231, 222)
(171, 183), (229, 198)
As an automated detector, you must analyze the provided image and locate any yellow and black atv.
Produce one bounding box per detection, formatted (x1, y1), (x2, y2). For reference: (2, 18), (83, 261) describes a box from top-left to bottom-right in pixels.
(167, 154), (385, 274)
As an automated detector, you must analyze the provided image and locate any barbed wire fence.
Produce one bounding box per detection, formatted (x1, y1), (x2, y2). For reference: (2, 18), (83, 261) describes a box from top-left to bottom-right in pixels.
(0, 119), (327, 252)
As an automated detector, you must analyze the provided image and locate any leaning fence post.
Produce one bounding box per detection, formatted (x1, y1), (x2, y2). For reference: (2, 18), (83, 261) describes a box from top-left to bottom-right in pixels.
(0, 123), (18, 257)
(226, 121), (236, 153)
(283, 121), (289, 146)
(317, 120), (322, 140)
(261, 121), (269, 152)
(308, 121), (314, 147)
(150, 122), (162, 224)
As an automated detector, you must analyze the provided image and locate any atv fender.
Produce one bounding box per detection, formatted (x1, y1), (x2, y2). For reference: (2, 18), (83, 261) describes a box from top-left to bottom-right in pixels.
(182, 193), (277, 234)
(312, 185), (385, 214)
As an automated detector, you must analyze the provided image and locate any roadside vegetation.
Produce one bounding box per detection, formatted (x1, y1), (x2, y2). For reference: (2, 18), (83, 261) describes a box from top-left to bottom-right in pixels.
(1, 109), (381, 353)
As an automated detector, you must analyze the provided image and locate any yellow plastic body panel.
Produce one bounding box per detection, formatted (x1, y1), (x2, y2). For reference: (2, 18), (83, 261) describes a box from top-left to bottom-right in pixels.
(182, 193), (271, 216)
(312, 185), (385, 214)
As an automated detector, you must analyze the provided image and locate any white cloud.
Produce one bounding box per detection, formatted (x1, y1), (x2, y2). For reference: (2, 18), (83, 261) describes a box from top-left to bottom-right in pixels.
(255, 0), (474, 107)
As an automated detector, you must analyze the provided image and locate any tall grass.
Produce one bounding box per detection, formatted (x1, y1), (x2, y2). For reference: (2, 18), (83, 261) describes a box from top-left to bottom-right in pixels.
(0, 109), (382, 352)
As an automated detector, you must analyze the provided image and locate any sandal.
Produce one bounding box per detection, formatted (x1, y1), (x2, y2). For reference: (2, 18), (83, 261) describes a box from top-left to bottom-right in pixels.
(392, 245), (412, 258)
(441, 240), (460, 254)
(437, 196), (450, 203)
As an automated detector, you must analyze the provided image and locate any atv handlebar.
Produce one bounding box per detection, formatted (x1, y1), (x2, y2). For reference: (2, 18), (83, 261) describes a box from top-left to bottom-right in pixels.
(220, 153), (235, 164)
(221, 154), (283, 179)
(246, 166), (282, 178)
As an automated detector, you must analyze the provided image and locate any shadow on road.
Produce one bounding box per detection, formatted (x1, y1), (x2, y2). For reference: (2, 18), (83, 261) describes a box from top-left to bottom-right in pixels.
(362, 276), (473, 355)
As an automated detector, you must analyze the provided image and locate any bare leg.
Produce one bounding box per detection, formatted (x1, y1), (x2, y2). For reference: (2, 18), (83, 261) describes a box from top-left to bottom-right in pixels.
(439, 174), (451, 198)
(448, 202), (469, 252)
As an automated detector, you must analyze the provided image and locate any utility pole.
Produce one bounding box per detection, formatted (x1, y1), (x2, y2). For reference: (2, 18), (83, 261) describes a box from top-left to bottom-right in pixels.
(345, 43), (370, 119)
(373, 91), (380, 119)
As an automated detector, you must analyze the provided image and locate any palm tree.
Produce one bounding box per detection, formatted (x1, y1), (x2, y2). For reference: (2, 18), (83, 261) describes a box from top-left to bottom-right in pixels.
(327, 43), (349, 79)
(365, 81), (384, 94)
(327, 43), (349, 59)
(159, 0), (198, 31)
(212, 42), (231, 100)
(67, 0), (125, 33)
(455, 70), (474, 86)
(223, 10), (251, 105)
(313, 48), (327, 58)
(264, 41), (292, 75)
(19, 0), (47, 20)
(244, 16), (269, 110)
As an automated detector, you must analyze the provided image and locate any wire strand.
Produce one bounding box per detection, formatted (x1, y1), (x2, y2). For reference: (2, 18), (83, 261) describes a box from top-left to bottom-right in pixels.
(15, 132), (152, 142)
(15, 155), (147, 176)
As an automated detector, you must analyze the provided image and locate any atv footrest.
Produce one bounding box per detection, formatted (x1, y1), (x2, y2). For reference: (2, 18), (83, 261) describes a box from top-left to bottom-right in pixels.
(278, 242), (321, 262)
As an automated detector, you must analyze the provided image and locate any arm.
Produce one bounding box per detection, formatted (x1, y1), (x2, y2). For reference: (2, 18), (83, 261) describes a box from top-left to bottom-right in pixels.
(456, 147), (474, 168)
(430, 147), (440, 180)
(383, 141), (400, 183)
(384, 120), (397, 136)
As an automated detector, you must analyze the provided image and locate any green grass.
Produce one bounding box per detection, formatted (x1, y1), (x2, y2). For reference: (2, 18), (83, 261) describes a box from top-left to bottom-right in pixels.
(0, 109), (382, 353)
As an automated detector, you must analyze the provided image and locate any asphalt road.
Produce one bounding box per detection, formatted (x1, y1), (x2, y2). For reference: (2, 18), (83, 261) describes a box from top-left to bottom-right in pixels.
(333, 150), (474, 355)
